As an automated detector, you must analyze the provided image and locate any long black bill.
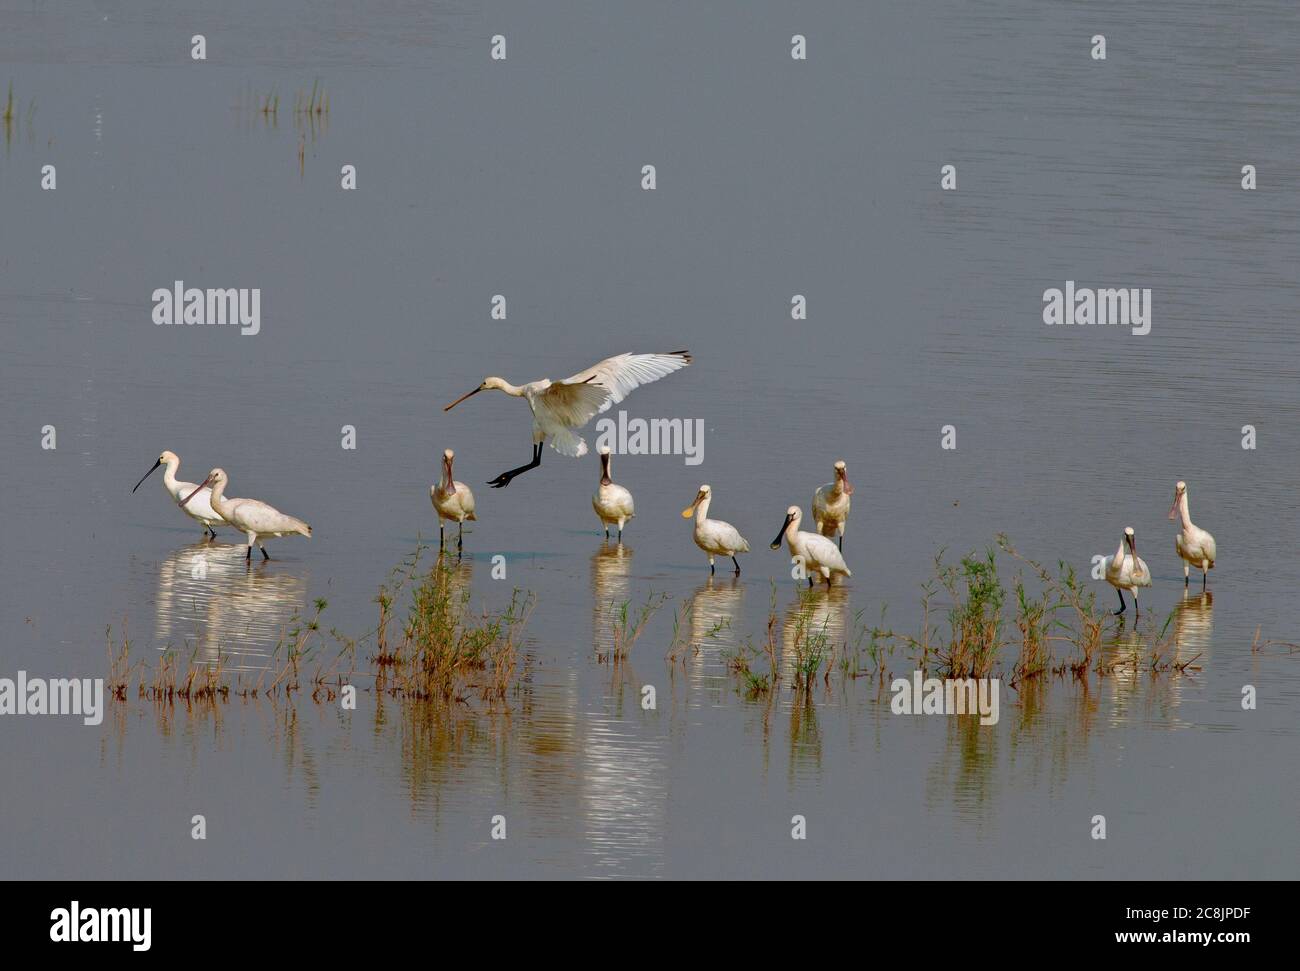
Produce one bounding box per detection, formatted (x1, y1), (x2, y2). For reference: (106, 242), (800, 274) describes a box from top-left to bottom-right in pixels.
(132, 458), (163, 494)
(180, 475), (212, 508)
(443, 387), (481, 412)
(770, 514), (795, 550)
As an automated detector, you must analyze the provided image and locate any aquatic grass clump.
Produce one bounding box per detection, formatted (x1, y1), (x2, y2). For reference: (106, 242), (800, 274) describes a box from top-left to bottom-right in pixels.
(373, 551), (533, 704)
(601, 592), (667, 662)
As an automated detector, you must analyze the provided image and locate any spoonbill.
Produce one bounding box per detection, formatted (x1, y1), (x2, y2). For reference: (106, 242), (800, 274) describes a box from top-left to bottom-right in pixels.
(431, 448), (477, 552)
(132, 450), (226, 539)
(681, 484), (749, 575)
(592, 446), (634, 541)
(1104, 526), (1151, 616)
(181, 469), (311, 561)
(811, 459), (854, 550)
(1169, 480), (1216, 589)
(771, 506), (851, 587)
(444, 350), (692, 488)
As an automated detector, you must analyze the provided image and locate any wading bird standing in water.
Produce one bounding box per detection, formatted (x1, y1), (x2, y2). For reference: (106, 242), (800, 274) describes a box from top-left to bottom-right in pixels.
(1169, 480), (1216, 589)
(811, 459), (853, 551)
(1104, 526), (1151, 617)
(181, 469), (311, 560)
(682, 484), (749, 575)
(771, 505), (851, 587)
(443, 351), (692, 488)
(431, 448), (476, 552)
(132, 449), (226, 539)
(592, 446), (634, 541)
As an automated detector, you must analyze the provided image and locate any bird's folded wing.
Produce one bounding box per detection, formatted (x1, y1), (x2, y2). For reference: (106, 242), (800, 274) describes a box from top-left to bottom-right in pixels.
(563, 351), (691, 414)
(541, 379), (611, 427)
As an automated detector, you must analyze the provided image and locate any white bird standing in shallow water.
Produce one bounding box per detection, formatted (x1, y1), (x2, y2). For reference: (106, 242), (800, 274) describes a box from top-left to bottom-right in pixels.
(682, 484), (749, 575)
(132, 449), (226, 539)
(592, 446), (634, 541)
(811, 459), (854, 551)
(1170, 479), (1216, 589)
(771, 505), (851, 587)
(431, 449), (476, 552)
(181, 469), (311, 561)
(443, 350), (692, 488)
(1104, 526), (1152, 617)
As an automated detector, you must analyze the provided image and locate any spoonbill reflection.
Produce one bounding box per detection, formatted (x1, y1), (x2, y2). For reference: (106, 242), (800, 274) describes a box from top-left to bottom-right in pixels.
(811, 459), (853, 551)
(1104, 526), (1151, 617)
(682, 484), (749, 575)
(181, 469), (311, 561)
(132, 450), (225, 538)
(1169, 480), (1216, 589)
(443, 351), (692, 488)
(592, 447), (635, 541)
(431, 449), (476, 552)
(771, 506), (851, 587)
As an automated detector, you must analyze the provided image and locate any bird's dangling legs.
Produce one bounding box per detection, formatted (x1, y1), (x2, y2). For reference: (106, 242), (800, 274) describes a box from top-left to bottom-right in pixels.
(732, 556), (741, 576)
(488, 442), (542, 488)
(1113, 588), (1126, 615)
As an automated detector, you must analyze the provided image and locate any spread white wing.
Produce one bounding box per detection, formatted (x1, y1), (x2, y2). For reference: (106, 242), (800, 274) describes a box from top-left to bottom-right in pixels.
(563, 351), (692, 414)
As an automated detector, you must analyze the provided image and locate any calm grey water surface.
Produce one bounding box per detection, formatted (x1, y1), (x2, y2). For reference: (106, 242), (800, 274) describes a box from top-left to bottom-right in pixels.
(1, 1), (1298, 878)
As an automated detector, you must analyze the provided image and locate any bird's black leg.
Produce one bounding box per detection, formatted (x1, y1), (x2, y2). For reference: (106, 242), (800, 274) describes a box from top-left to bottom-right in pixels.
(617, 527), (622, 542)
(838, 535), (843, 552)
(604, 525), (609, 540)
(807, 575), (814, 588)
(709, 561), (715, 576)
(1202, 570), (1207, 591)
(457, 521), (463, 553)
(1113, 589), (1125, 615)
(488, 442), (542, 488)
(246, 545), (253, 561)
(261, 545), (271, 561)
(439, 522), (445, 550)
(732, 556), (741, 576)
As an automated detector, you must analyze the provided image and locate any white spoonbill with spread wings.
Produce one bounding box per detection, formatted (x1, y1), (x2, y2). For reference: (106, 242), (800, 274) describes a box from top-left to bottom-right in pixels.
(444, 351), (692, 488)
(181, 469), (311, 561)
(771, 505), (851, 587)
(1104, 526), (1152, 617)
(1169, 480), (1216, 589)
(132, 449), (226, 539)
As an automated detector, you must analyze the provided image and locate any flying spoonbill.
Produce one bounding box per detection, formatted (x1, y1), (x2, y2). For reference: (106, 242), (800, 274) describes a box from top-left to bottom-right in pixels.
(443, 350), (692, 488)
(431, 448), (476, 552)
(592, 446), (634, 541)
(132, 450), (226, 539)
(771, 506), (851, 587)
(811, 459), (854, 550)
(1169, 480), (1216, 589)
(682, 484), (749, 575)
(1104, 526), (1151, 616)
(181, 469), (311, 560)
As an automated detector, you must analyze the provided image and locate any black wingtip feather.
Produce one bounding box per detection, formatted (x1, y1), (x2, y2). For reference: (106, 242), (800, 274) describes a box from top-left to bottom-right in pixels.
(671, 349), (692, 363)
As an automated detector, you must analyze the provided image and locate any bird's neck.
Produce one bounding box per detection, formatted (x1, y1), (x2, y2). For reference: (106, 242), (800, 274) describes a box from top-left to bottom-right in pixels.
(1178, 495), (1193, 530)
(161, 460), (180, 492)
(1114, 538), (1127, 562)
(497, 380), (525, 397)
(696, 497), (711, 522)
(208, 481), (228, 514)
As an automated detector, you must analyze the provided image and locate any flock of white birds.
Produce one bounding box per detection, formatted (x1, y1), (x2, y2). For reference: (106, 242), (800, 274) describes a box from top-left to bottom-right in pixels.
(132, 351), (1216, 602)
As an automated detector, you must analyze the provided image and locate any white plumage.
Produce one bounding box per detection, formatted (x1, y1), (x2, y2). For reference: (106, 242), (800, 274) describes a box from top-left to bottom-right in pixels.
(772, 506), (851, 586)
(431, 449), (477, 551)
(592, 447), (634, 541)
(1169, 480), (1216, 589)
(811, 459), (853, 550)
(1104, 526), (1151, 616)
(181, 468), (311, 561)
(444, 350), (692, 487)
(132, 449), (226, 538)
(682, 484), (749, 575)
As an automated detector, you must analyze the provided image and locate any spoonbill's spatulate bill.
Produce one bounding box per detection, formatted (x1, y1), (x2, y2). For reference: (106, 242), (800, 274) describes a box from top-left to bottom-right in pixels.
(132, 449), (226, 539)
(682, 484), (749, 575)
(771, 505), (851, 587)
(592, 447), (635, 542)
(811, 459), (854, 551)
(1169, 480), (1216, 589)
(181, 468), (311, 561)
(443, 350), (692, 488)
(430, 449), (476, 552)
(1104, 526), (1152, 616)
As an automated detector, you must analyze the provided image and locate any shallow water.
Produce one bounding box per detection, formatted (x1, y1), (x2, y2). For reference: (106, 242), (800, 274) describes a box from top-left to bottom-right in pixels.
(2, 1), (1298, 878)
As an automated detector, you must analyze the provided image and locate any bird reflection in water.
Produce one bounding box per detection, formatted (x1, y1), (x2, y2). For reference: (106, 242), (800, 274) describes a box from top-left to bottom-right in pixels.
(152, 542), (307, 669)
